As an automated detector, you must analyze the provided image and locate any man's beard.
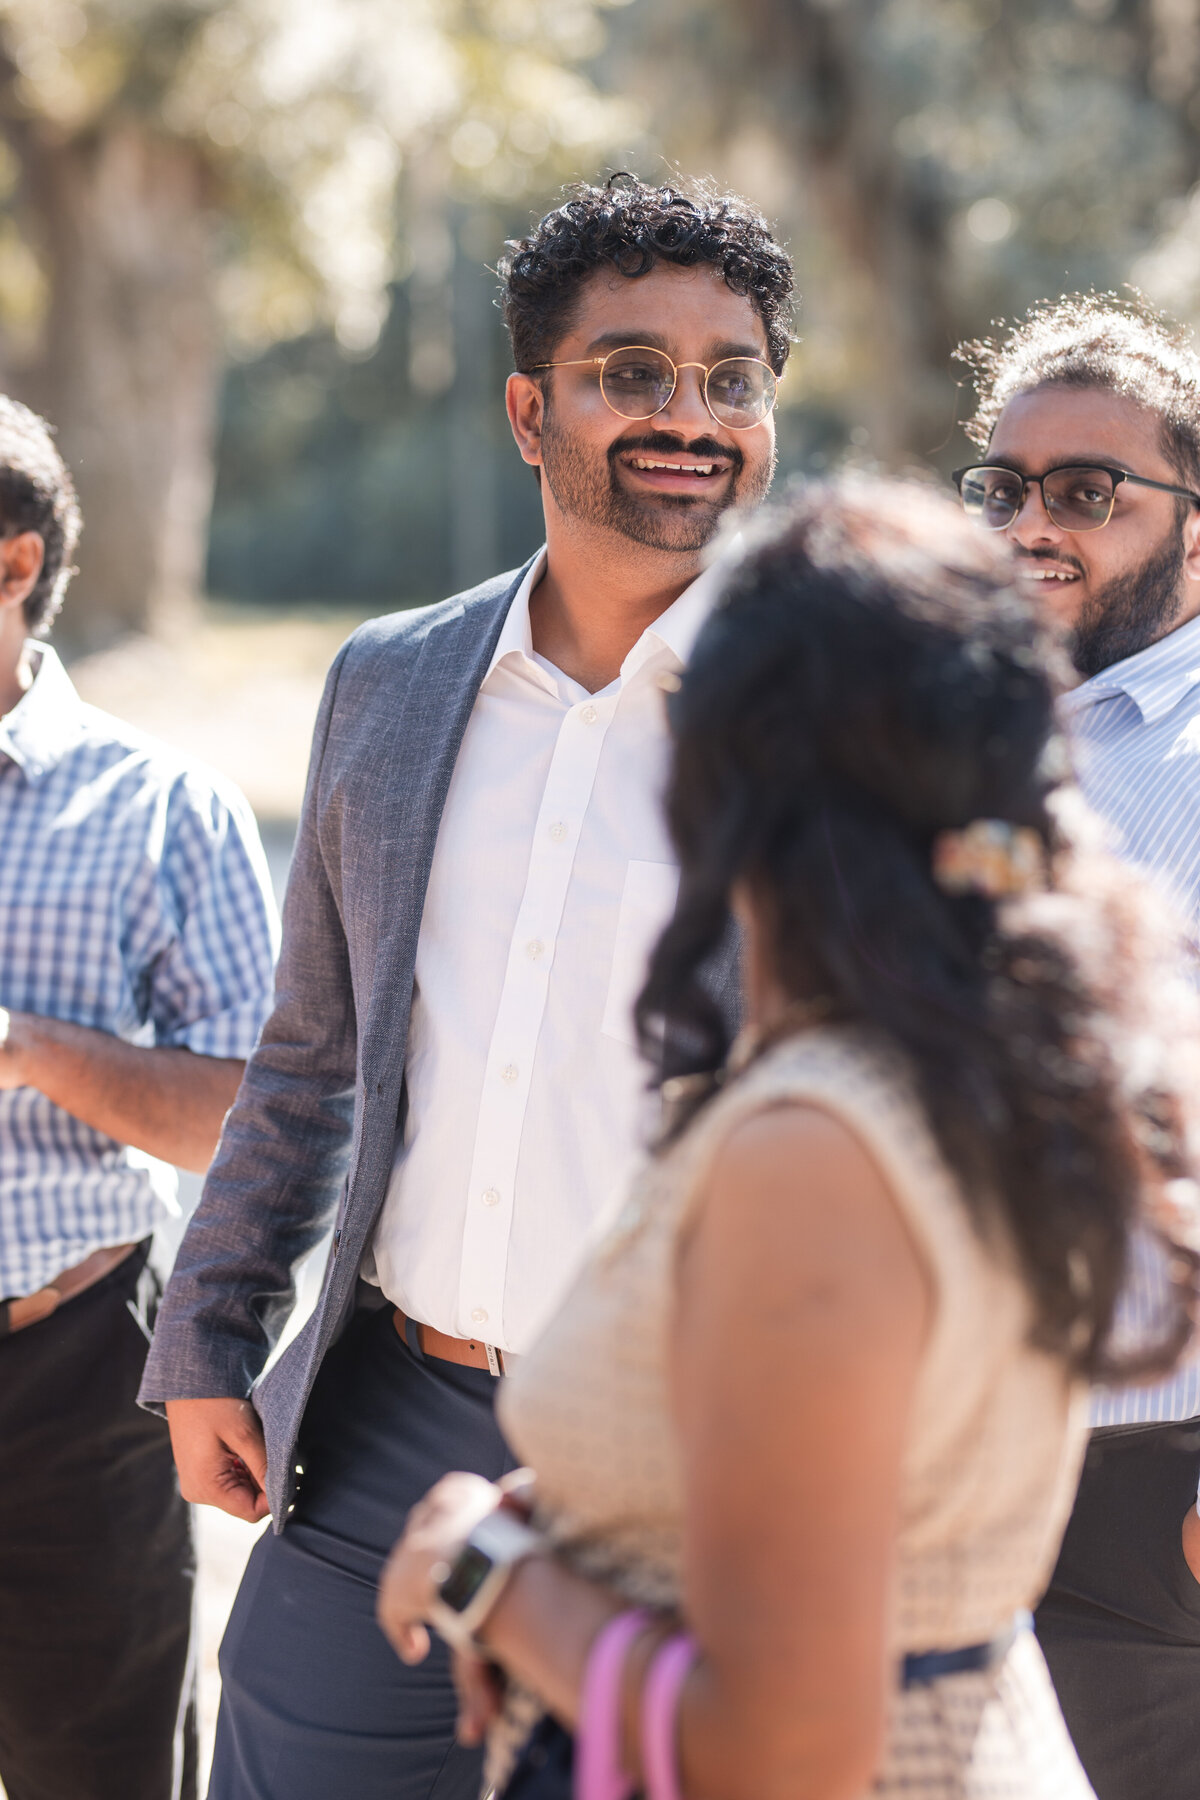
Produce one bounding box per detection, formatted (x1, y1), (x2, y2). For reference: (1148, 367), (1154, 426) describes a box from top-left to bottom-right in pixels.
(540, 414), (774, 552)
(1070, 527), (1187, 677)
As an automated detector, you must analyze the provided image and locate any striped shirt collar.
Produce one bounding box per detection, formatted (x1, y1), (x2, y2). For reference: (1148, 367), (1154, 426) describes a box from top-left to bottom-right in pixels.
(1061, 610), (1200, 726)
(0, 643), (87, 783)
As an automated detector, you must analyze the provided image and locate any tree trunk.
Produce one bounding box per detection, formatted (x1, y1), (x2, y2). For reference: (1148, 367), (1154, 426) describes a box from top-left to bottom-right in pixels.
(11, 118), (219, 651)
(737, 0), (956, 464)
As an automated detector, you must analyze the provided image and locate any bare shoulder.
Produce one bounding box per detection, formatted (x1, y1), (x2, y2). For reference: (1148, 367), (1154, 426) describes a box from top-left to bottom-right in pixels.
(705, 1100), (903, 1225)
(689, 1099), (933, 1332)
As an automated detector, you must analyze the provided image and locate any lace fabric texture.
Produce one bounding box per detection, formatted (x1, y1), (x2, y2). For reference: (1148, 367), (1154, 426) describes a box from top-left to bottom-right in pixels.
(494, 1026), (1094, 1796)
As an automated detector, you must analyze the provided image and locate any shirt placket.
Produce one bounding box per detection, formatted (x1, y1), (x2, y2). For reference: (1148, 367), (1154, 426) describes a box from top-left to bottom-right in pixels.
(456, 691), (617, 1345)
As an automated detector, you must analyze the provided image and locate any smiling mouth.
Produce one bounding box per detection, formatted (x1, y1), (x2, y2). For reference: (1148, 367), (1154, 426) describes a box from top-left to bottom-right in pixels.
(625, 456), (726, 478)
(1017, 566), (1080, 583)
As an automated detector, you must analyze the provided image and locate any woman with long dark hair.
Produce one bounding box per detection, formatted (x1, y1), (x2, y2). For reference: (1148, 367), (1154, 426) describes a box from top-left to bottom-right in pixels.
(377, 478), (1200, 1798)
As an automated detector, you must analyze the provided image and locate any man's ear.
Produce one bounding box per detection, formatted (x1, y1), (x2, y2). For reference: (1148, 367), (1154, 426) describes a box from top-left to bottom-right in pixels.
(506, 372), (545, 470)
(0, 532), (44, 612)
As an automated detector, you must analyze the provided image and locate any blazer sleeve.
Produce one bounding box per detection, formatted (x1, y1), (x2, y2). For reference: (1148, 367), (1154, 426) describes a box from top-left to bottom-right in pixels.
(139, 637), (359, 1407)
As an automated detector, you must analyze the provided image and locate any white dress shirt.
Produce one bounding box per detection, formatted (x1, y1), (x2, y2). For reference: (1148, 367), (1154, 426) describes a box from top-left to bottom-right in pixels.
(364, 552), (714, 1353)
(1059, 612), (1200, 1424)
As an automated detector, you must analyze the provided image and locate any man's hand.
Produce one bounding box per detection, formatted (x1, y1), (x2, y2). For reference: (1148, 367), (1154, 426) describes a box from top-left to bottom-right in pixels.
(167, 1397), (270, 1523)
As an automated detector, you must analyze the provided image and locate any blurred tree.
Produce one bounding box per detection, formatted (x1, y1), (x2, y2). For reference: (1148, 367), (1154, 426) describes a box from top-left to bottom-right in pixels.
(0, 0), (639, 647)
(607, 0), (1200, 466)
(180, 0), (1200, 622)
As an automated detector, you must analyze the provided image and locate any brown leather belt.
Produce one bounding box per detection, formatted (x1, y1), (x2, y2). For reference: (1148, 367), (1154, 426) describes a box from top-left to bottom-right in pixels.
(393, 1307), (516, 1376)
(0, 1241), (139, 1337)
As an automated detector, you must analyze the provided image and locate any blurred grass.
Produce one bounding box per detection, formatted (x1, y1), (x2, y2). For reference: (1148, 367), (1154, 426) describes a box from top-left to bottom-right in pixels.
(67, 601), (387, 823)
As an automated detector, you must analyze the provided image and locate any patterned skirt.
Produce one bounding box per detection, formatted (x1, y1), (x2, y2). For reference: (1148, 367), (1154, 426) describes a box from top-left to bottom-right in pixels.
(495, 1630), (1094, 1800)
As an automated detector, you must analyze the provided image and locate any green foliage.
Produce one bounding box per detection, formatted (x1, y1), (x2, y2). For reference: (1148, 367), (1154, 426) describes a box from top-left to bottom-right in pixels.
(10, 0), (1200, 612)
(0, 0), (644, 352)
(618, 0), (1200, 463)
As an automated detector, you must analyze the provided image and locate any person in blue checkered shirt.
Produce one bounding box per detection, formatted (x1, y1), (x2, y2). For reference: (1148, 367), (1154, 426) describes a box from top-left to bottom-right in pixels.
(0, 396), (279, 1800)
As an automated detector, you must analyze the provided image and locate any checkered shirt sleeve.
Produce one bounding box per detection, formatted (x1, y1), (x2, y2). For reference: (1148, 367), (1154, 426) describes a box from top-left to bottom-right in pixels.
(0, 675), (279, 1299)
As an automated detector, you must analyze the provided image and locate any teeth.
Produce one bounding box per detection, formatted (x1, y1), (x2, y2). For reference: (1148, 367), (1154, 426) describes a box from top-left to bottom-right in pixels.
(632, 458), (715, 474)
(1022, 569), (1077, 581)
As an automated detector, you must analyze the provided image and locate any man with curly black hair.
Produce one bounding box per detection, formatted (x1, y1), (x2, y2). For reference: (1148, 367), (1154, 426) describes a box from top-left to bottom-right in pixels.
(145, 174), (792, 1800)
(954, 294), (1200, 1800)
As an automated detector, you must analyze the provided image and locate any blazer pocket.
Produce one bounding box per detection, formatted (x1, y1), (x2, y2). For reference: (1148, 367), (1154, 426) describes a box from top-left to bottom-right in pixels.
(601, 861), (681, 1047)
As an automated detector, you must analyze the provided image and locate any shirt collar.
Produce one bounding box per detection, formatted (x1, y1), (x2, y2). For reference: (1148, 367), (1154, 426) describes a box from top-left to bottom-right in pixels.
(484, 543), (726, 694)
(1060, 611), (1200, 726)
(0, 643), (88, 782)
(483, 550), (547, 686)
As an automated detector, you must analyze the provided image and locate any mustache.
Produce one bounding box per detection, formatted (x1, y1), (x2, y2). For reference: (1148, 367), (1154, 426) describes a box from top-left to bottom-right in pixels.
(608, 430), (743, 473)
(1014, 547), (1085, 576)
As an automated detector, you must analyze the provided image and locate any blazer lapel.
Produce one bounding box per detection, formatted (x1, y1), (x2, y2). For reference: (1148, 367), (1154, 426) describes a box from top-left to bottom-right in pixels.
(355, 558), (537, 1102)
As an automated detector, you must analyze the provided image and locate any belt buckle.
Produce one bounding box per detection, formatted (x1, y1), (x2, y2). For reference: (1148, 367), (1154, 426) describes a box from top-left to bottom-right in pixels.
(485, 1343), (502, 1377)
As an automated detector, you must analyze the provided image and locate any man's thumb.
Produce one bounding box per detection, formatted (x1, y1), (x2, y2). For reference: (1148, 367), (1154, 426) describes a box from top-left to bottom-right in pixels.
(230, 1409), (268, 1486)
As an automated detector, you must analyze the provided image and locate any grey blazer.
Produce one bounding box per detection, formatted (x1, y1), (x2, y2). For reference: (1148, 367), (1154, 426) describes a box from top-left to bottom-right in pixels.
(140, 556), (738, 1526)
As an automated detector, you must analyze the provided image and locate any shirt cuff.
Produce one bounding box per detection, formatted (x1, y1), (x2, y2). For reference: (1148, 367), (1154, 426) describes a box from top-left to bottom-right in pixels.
(159, 997), (271, 1060)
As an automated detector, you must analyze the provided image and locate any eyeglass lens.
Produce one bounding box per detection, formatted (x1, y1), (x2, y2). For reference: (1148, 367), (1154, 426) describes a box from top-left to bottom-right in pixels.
(960, 465), (1117, 532)
(599, 346), (775, 427)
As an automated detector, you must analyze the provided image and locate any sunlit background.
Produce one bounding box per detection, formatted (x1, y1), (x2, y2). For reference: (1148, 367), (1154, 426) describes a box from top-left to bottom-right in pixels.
(3, 0), (1200, 1780)
(2, 3), (1199, 682)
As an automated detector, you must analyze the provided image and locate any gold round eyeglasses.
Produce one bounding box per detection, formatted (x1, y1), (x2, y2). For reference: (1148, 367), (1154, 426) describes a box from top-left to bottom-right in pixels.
(530, 344), (778, 431)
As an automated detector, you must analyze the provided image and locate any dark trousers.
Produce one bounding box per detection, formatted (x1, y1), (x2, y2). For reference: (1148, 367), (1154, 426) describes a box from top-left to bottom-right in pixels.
(0, 1241), (198, 1800)
(1035, 1419), (1200, 1800)
(209, 1303), (517, 1800)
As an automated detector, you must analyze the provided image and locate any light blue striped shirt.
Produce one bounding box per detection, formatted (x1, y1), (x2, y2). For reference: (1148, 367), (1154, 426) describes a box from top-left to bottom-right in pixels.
(1061, 611), (1200, 1425)
(0, 644), (279, 1298)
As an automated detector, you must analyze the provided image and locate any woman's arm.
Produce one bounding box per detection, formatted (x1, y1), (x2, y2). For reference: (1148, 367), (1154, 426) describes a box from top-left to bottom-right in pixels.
(667, 1103), (931, 1800)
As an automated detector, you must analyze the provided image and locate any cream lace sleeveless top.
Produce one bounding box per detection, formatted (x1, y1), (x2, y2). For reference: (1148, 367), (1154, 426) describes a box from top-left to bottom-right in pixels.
(499, 1025), (1089, 1655)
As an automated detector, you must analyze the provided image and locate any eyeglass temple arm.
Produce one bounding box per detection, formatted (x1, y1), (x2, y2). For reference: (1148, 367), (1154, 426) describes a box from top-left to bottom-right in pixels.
(1122, 471), (1200, 507)
(528, 358), (605, 371)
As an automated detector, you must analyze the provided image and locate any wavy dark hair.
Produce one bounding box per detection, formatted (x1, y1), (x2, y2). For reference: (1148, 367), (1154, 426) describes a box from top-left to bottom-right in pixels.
(498, 173), (795, 376)
(636, 476), (1200, 1381)
(957, 292), (1200, 491)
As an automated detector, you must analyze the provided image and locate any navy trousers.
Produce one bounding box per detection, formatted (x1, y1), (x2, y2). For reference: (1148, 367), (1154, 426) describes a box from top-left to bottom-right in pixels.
(209, 1303), (517, 1800)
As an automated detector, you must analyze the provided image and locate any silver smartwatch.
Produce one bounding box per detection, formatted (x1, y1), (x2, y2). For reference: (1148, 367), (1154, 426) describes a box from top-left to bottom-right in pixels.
(427, 1507), (544, 1654)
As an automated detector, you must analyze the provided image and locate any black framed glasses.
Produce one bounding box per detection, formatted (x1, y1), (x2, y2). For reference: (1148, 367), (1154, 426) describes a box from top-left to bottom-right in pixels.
(953, 462), (1200, 532)
(530, 344), (778, 430)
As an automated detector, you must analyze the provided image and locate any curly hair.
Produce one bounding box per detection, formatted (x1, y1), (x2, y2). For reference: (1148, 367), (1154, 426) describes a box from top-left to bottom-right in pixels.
(0, 396), (81, 636)
(957, 293), (1200, 490)
(498, 174), (795, 376)
(636, 475), (1200, 1383)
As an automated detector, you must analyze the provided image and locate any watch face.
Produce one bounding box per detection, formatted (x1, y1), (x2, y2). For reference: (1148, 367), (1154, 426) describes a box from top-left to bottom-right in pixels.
(440, 1544), (494, 1614)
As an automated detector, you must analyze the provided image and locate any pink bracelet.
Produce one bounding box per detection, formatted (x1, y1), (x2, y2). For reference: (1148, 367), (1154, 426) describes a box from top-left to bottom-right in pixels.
(640, 1632), (699, 1800)
(576, 1608), (652, 1800)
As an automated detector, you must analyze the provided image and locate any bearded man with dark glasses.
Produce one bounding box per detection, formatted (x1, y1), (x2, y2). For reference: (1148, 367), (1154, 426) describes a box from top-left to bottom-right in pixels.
(955, 295), (1200, 1800)
(139, 174), (791, 1800)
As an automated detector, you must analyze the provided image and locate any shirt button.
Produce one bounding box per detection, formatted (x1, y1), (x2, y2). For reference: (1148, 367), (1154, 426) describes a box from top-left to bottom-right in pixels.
(580, 703), (598, 725)
(471, 1307), (489, 1325)
(481, 1187), (501, 1207)
(549, 820), (567, 842)
(501, 1063), (519, 1084)
(525, 939), (544, 960)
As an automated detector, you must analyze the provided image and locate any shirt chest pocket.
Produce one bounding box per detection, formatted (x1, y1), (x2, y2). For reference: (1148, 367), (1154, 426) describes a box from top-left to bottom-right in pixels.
(600, 861), (681, 1047)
